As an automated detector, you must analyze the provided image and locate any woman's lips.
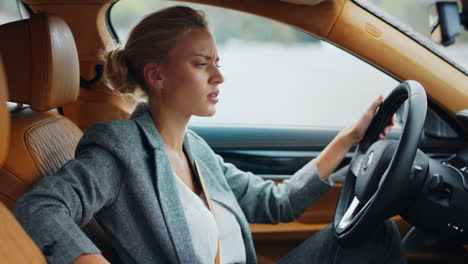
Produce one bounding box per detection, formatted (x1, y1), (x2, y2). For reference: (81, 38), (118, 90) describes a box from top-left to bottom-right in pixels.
(208, 90), (219, 103)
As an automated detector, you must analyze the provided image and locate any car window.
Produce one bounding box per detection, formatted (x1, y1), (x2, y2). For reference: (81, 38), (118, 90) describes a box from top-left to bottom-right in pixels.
(355, 0), (468, 74)
(0, 1), (21, 24)
(111, 0), (399, 129)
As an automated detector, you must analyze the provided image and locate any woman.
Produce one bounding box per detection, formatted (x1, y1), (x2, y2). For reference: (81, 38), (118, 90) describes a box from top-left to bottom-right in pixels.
(14, 6), (403, 264)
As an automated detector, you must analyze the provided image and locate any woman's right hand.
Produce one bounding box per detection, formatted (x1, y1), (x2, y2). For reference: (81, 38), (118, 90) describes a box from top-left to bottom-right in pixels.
(73, 254), (110, 264)
(342, 95), (396, 145)
(315, 95), (394, 181)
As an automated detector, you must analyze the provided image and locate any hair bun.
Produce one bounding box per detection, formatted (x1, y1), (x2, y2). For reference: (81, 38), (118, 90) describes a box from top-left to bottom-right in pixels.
(102, 48), (141, 95)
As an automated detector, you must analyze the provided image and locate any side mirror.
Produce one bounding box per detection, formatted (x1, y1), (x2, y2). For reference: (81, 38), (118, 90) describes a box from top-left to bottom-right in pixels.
(431, 2), (461, 46)
(430, 1), (468, 46)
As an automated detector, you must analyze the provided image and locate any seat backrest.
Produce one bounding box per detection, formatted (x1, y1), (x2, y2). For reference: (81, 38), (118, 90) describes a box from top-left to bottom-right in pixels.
(0, 50), (46, 263)
(0, 201), (46, 263)
(0, 53), (8, 165)
(0, 53), (10, 176)
(0, 13), (119, 263)
(0, 13), (81, 208)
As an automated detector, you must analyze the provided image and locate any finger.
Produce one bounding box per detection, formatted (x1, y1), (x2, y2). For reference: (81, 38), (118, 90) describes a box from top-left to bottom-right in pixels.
(390, 115), (397, 126)
(368, 95), (384, 114)
(384, 126), (391, 135)
(367, 95), (383, 115)
(379, 127), (390, 140)
(378, 133), (385, 140)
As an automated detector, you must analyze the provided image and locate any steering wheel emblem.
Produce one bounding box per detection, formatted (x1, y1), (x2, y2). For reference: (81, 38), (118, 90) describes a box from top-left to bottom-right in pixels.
(363, 152), (374, 172)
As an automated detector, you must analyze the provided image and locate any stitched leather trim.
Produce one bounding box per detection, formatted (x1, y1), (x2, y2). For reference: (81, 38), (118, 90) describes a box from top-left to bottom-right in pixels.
(26, 118), (82, 176)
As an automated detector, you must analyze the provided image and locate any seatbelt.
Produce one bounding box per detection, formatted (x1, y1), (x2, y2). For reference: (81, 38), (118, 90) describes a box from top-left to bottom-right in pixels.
(194, 159), (221, 264)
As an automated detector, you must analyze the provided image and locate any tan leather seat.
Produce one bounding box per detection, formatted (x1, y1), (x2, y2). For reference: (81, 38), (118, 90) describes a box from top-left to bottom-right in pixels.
(0, 54), (9, 166)
(0, 13), (81, 209)
(0, 50), (46, 263)
(0, 13), (118, 262)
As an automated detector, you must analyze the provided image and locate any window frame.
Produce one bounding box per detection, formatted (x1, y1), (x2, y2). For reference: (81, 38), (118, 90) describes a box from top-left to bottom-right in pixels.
(352, 0), (468, 76)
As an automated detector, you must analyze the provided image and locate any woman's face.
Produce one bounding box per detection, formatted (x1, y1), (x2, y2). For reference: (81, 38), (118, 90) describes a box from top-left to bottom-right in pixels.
(159, 27), (224, 117)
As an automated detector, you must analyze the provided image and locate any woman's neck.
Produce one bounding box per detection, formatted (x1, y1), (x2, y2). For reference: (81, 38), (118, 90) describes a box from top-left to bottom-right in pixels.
(148, 101), (189, 154)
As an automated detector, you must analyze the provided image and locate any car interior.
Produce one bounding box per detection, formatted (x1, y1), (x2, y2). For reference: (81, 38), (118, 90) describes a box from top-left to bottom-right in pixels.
(0, 38), (46, 263)
(0, 0), (467, 263)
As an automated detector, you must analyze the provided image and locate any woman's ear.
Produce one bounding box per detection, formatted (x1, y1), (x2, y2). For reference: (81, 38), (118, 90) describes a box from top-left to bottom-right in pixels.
(143, 62), (163, 88)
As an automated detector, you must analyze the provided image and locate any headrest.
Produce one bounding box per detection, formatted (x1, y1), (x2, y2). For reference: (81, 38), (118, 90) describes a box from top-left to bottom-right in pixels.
(0, 13), (79, 112)
(0, 53), (10, 164)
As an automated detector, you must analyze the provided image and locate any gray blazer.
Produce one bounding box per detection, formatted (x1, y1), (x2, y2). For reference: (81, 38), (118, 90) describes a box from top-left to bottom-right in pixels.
(13, 103), (331, 264)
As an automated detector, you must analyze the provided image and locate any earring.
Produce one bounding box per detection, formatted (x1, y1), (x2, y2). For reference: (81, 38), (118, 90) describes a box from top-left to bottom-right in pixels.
(155, 85), (161, 92)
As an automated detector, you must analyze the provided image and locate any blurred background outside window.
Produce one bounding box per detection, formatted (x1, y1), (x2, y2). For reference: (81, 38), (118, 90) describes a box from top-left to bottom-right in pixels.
(0, 1), (20, 24)
(112, 0), (398, 128)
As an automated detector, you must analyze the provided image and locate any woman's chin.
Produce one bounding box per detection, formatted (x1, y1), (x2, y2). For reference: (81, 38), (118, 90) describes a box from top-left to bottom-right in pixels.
(195, 108), (216, 117)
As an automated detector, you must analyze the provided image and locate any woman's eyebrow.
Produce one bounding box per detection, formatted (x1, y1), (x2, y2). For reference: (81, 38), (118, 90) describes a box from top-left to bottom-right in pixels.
(193, 54), (220, 62)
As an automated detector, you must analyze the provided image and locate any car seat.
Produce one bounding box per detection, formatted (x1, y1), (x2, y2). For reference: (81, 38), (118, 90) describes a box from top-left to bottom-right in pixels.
(0, 49), (47, 263)
(0, 13), (119, 263)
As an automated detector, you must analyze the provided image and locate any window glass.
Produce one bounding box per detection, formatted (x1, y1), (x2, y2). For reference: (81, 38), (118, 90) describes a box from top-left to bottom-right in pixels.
(356, 0), (468, 73)
(0, 1), (21, 24)
(111, 0), (399, 128)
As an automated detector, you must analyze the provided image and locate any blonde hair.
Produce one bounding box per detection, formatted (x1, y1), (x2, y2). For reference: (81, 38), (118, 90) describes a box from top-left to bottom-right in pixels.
(102, 6), (208, 98)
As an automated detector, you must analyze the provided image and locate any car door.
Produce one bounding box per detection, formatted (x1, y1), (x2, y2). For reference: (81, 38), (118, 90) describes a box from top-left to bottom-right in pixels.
(188, 125), (347, 261)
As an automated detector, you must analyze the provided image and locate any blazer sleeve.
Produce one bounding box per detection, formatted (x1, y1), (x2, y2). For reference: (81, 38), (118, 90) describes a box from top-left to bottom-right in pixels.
(217, 153), (333, 224)
(13, 123), (124, 264)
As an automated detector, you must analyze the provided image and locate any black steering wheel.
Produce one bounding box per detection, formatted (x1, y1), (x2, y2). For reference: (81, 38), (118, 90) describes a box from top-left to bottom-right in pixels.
(333, 80), (427, 244)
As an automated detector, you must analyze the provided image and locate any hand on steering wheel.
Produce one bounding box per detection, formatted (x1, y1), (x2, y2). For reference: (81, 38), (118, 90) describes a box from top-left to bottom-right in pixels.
(344, 95), (396, 146)
(333, 81), (427, 245)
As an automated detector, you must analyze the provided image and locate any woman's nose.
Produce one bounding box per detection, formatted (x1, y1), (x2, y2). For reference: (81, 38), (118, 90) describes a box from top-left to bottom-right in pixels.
(210, 67), (224, 85)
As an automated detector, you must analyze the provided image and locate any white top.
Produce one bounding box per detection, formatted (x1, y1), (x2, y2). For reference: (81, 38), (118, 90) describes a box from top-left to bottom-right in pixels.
(174, 173), (246, 264)
(173, 160), (333, 264)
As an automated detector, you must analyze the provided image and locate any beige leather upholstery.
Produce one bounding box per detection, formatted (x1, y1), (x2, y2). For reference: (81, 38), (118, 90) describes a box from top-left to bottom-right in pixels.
(0, 47), (46, 264)
(0, 53), (9, 164)
(0, 110), (82, 208)
(0, 13), (119, 262)
(0, 13), (79, 112)
(0, 202), (47, 263)
(0, 13), (82, 209)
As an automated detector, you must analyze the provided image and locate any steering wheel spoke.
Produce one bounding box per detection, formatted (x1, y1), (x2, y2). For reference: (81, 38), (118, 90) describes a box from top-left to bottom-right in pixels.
(350, 154), (366, 177)
(338, 196), (361, 230)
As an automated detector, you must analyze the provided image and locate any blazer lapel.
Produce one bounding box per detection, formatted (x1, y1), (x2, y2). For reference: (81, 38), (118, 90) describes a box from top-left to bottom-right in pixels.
(131, 103), (164, 150)
(131, 103), (197, 263)
(183, 138), (257, 263)
(154, 148), (197, 264)
(183, 138), (225, 207)
(183, 135), (238, 215)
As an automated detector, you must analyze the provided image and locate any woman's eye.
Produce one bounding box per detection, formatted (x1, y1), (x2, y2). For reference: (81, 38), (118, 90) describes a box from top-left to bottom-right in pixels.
(195, 62), (220, 68)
